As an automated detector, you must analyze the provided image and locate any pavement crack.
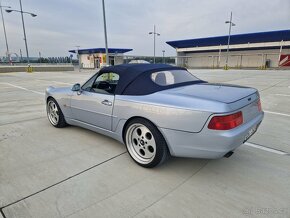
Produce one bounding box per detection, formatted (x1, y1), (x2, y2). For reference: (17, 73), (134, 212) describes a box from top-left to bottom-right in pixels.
(0, 151), (127, 211)
(0, 116), (46, 127)
(64, 176), (147, 218)
(0, 208), (7, 218)
(260, 79), (289, 92)
(132, 161), (210, 217)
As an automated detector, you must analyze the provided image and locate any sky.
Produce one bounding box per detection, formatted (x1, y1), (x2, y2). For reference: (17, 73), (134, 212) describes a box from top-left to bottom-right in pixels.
(0, 0), (289, 58)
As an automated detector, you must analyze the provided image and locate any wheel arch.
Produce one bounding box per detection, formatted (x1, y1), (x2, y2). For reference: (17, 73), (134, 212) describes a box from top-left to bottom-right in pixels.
(122, 116), (167, 147)
(122, 116), (171, 167)
(46, 96), (54, 103)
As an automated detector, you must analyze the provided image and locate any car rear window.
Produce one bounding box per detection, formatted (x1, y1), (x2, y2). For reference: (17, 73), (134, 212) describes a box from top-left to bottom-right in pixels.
(151, 70), (199, 86)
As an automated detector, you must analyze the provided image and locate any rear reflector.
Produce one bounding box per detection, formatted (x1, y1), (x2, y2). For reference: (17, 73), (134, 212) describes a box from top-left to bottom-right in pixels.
(208, 111), (243, 130)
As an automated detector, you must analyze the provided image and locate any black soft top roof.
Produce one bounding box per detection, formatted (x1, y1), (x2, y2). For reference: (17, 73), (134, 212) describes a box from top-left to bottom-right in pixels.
(99, 64), (203, 95)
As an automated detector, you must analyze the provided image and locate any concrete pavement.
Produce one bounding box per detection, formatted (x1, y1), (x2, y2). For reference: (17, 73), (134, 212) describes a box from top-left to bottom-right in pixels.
(0, 69), (289, 218)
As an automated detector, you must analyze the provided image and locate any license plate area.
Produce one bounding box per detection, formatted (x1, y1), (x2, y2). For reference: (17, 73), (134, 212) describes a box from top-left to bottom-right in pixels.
(243, 124), (258, 143)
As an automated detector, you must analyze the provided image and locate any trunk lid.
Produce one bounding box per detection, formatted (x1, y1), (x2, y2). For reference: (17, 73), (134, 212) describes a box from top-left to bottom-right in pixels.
(163, 83), (262, 127)
(165, 83), (257, 104)
(161, 83), (260, 113)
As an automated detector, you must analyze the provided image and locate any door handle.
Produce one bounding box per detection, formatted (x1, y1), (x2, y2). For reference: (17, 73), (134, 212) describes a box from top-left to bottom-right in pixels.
(101, 100), (112, 106)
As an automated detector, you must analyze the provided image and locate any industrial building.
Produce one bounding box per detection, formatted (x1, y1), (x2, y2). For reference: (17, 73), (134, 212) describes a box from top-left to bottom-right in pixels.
(167, 30), (290, 68)
(69, 48), (132, 69)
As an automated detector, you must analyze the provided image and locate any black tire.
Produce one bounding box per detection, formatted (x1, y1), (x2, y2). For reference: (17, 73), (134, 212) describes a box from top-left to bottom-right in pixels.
(124, 118), (170, 168)
(46, 98), (67, 128)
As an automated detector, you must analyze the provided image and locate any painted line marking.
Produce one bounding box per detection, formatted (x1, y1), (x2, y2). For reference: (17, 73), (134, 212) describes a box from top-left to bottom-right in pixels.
(264, 110), (290, 117)
(244, 142), (289, 155)
(274, 94), (290, 97)
(51, 81), (73, 85)
(0, 83), (44, 95)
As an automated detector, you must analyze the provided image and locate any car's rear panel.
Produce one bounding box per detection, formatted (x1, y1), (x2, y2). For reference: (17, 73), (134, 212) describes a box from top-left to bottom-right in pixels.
(238, 94), (261, 125)
(158, 92), (264, 159)
(159, 110), (264, 158)
(212, 91), (261, 126)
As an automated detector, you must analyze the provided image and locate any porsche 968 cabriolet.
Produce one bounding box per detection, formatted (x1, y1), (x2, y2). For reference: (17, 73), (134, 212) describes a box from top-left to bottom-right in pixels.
(46, 64), (264, 168)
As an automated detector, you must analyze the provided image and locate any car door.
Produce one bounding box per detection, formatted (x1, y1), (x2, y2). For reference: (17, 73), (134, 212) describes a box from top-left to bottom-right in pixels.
(70, 72), (119, 131)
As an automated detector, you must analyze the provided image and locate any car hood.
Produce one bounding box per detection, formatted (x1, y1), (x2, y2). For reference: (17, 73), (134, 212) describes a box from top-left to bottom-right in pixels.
(46, 86), (71, 92)
(162, 83), (257, 104)
(46, 86), (72, 94)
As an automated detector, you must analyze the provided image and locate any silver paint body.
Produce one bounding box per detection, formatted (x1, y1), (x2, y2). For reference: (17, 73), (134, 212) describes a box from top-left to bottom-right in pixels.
(45, 83), (264, 159)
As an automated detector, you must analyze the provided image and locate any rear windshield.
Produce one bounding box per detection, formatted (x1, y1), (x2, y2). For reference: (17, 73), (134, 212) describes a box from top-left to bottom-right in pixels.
(151, 70), (199, 86)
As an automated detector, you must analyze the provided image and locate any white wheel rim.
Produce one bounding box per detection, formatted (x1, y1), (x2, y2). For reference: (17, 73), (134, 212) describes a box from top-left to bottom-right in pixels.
(47, 100), (59, 125)
(126, 123), (156, 164)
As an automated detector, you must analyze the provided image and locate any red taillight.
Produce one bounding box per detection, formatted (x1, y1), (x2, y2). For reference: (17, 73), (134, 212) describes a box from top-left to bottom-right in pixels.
(257, 99), (262, 111)
(208, 111), (243, 130)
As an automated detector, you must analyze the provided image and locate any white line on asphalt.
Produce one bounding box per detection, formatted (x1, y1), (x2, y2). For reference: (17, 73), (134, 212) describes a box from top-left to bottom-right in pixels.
(0, 82), (44, 95)
(244, 142), (289, 155)
(264, 110), (290, 117)
(275, 94), (290, 97)
(52, 81), (73, 85)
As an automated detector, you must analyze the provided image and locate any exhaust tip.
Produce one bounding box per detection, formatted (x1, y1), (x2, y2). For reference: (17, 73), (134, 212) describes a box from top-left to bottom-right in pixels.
(224, 151), (234, 158)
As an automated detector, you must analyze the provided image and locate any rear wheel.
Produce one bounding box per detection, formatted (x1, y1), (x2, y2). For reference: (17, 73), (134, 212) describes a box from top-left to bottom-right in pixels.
(125, 118), (169, 168)
(47, 98), (67, 128)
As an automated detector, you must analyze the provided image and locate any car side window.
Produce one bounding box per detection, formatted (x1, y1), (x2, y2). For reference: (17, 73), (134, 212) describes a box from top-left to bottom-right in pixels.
(91, 72), (120, 94)
(151, 70), (199, 86)
(82, 73), (98, 91)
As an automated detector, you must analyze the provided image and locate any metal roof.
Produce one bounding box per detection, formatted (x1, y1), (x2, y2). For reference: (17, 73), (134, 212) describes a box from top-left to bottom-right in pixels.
(166, 30), (290, 49)
(69, 48), (132, 54)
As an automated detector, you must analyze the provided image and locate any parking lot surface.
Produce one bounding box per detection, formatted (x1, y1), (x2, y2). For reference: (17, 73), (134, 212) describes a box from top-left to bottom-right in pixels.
(0, 69), (289, 218)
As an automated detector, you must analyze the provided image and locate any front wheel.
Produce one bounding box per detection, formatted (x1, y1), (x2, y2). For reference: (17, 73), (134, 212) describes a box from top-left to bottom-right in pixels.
(125, 118), (169, 168)
(47, 98), (67, 128)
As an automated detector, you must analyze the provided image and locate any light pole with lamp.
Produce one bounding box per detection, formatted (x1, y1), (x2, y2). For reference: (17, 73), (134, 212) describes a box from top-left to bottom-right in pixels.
(101, 0), (109, 66)
(6, 0), (36, 64)
(149, 25), (160, 64)
(225, 11), (236, 70)
(0, 0), (11, 64)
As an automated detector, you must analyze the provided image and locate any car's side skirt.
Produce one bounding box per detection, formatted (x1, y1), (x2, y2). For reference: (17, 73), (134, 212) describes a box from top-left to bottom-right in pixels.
(66, 118), (124, 144)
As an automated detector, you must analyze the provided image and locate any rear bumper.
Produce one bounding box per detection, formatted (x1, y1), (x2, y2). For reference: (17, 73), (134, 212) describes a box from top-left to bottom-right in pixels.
(159, 112), (264, 159)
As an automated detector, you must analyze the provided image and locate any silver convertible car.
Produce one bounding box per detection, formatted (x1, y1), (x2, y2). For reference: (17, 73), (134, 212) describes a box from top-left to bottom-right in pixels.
(46, 64), (264, 168)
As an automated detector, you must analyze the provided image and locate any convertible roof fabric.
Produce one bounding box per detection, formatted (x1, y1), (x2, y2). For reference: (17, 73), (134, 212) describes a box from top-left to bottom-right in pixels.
(99, 64), (204, 95)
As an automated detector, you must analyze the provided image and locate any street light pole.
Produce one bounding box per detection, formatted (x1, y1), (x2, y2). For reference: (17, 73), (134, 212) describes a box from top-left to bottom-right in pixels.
(162, 50), (165, 63)
(149, 24), (160, 64)
(153, 25), (156, 63)
(19, 0), (29, 64)
(101, 0), (109, 66)
(225, 11), (236, 69)
(5, 1), (36, 65)
(0, 0), (11, 64)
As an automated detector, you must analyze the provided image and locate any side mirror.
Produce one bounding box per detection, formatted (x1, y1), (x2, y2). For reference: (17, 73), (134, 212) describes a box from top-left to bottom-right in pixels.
(72, 83), (81, 91)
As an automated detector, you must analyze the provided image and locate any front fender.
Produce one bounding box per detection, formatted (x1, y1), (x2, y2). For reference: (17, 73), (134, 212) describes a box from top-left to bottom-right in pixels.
(45, 86), (73, 119)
